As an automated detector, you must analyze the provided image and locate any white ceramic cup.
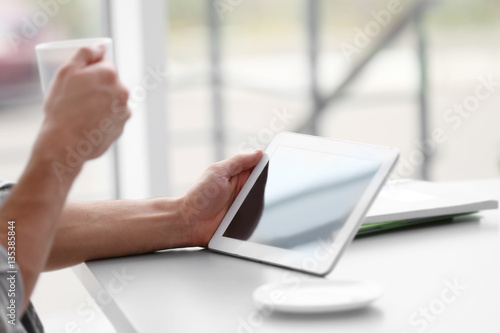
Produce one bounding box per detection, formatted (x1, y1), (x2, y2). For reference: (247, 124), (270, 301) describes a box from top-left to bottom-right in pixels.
(35, 37), (113, 94)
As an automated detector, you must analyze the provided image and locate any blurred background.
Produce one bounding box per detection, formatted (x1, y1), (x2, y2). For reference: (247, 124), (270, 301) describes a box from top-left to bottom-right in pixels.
(0, 0), (499, 331)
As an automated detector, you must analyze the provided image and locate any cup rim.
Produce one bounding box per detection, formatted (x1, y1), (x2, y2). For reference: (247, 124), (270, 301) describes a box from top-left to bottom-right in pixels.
(35, 37), (112, 50)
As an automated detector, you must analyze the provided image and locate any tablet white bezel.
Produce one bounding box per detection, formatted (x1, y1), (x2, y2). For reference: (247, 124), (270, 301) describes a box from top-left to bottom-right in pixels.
(208, 132), (399, 276)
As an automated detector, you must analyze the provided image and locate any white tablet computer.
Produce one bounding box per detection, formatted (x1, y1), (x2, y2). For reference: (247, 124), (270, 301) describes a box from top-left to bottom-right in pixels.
(209, 132), (399, 276)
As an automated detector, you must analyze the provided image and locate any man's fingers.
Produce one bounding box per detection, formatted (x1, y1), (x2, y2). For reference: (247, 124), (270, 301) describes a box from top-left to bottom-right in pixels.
(70, 45), (106, 68)
(219, 150), (263, 178)
(80, 60), (119, 85)
(49, 45), (106, 92)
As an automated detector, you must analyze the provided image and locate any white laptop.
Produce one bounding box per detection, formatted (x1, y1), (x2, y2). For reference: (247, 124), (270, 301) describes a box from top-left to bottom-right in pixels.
(358, 179), (498, 236)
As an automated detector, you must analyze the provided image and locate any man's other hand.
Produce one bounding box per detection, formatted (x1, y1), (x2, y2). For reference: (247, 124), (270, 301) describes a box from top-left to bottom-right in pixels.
(37, 44), (131, 167)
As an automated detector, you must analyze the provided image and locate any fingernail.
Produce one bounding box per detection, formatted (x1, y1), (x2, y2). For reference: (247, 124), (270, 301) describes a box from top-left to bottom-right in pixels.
(94, 44), (105, 52)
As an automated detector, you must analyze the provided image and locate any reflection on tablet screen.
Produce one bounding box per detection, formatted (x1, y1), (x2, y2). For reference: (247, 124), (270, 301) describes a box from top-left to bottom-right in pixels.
(223, 146), (381, 256)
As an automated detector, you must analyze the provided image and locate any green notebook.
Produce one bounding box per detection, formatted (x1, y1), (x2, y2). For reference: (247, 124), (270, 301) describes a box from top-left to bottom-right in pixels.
(356, 212), (476, 238)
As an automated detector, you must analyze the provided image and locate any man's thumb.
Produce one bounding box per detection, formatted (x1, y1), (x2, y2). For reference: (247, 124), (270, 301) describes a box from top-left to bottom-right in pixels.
(70, 45), (106, 67)
(225, 150), (263, 177)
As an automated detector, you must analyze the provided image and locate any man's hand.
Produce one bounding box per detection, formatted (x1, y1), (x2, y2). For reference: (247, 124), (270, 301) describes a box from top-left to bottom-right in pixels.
(0, 44), (131, 313)
(42, 151), (262, 271)
(36, 45), (130, 169)
(178, 150), (263, 247)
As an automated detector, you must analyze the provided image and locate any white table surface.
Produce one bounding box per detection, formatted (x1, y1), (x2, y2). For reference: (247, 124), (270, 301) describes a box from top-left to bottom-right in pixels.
(75, 179), (500, 333)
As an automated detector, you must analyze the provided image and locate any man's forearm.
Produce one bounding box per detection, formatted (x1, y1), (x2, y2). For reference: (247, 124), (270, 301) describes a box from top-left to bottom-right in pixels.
(46, 198), (191, 271)
(0, 139), (80, 311)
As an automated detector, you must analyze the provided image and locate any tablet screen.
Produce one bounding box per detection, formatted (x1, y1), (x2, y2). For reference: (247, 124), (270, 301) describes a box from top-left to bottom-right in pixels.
(223, 145), (381, 256)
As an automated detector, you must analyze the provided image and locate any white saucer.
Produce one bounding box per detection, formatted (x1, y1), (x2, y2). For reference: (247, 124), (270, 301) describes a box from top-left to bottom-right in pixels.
(253, 279), (383, 313)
